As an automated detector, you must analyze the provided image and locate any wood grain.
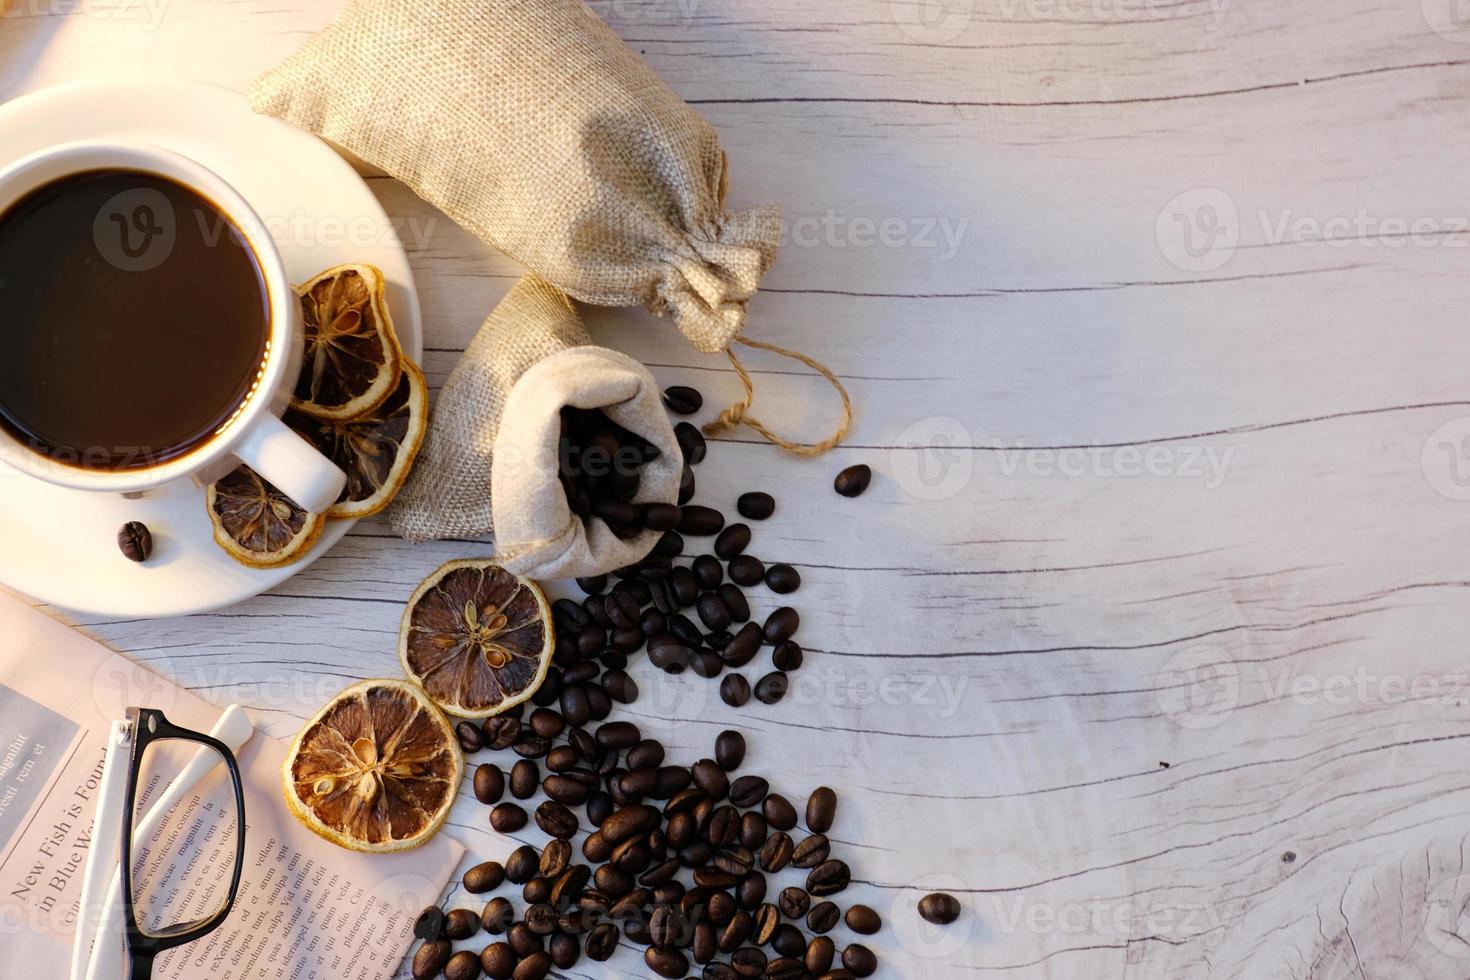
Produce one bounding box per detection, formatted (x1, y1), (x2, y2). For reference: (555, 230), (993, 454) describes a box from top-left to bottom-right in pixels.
(6, 0), (1470, 977)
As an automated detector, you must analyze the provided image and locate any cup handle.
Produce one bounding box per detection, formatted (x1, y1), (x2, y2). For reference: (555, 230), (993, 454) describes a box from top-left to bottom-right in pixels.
(233, 415), (345, 514)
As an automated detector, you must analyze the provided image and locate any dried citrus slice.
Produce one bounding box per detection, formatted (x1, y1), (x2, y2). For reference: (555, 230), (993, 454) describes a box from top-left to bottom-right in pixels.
(283, 679), (461, 853)
(399, 561), (554, 719)
(291, 263), (401, 420)
(206, 464), (326, 568)
(286, 359), (428, 520)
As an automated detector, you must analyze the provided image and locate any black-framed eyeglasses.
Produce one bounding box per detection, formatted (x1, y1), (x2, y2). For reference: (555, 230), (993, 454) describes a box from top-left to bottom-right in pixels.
(119, 707), (247, 980)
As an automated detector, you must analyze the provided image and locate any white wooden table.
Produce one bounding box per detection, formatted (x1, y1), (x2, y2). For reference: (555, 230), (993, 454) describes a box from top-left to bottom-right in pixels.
(7, 1), (1470, 976)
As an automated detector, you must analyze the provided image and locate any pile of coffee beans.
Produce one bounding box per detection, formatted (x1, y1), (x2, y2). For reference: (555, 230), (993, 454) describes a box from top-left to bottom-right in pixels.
(557, 406), (667, 539)
(415, 721), (888, 980)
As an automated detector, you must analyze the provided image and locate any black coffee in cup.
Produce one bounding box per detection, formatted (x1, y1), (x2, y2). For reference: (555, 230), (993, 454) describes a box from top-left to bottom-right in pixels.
(0, 170), (270, 470)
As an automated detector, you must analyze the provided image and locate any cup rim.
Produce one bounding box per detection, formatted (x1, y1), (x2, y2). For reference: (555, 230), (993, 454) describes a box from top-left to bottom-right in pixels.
(0, 139), (296, 493)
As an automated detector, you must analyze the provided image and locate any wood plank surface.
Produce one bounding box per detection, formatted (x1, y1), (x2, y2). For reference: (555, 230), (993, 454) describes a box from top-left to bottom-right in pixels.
(6, 0), (1470, 976)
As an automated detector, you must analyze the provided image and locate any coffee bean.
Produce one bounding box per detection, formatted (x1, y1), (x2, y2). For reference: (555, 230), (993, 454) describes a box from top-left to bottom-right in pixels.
(445, 907), (480, 940)
(737, 872), (767, 910)
(806, 859), (851, 896)
(117, 521), (152, 563)
(726, 554), (765, 587)
(730, 945), (767, 976)
(656, 764), (692, 798)
(543, 773), (593, 806)
(649, 640), (695, 673)
(767, 957), (805, 980)
(718, 909), (754, 953)
(760, 832), (794, 873)
(664, 385), (703, 415)
(842, 943), (877, 977)
(834, 464), (872, 498)
(535, 800), (579, 839)
(724, 775), (765, 808)
(549, 931), (579, 970)
(918, 891), (962, 925)
(490, 802), (527, 833)
(805, 935), (835, 975)
(560, 685), (591, 727)
(471, 764), (504, 805)
(807, 901), (840, 934)
(715, 730), (746, 770)
(522, 877), (552, 904)
(576, 574), (608, 595)
(444, 948), (482, 980)
(414, 905), (446, 942)
(772, 924), (806, 958)
(584, 684), (613, 721)
(806, 787), (837, 833)
(505, 759), (535, 800)
(762, 794), (797, 831)
(844, 904), (881, 935)
(620, 767), (659, 798)
(596, 720), (641, 750)
(411, 937), (451, 979)
(504, 845), (539, 883)
(511, 950), (550, 980)
(769, 888), (806, 921)
(655, 527), (686, 556)
(739, 810), (769, 849)
(754, 671), (789, 705)
(696, 592), (732, 630)
(692, 649), (725, 678)
(507, 922), (542, 957)
(721, 622), (762, 668)
(771, 641), (804, 672)
(715, 523), (751, 559)
(645, 945), (690, 979)
(512, 734), (551, 758)
(737, 492), (775, 520)
(792, 834), (830, 869)
(678, 465), (696, 505)
(551, 864), (591, 908)
(720, 674), (752, 707)
(692, 553), (724, 589)
(752, 903), (781, 945)
(601, 803), (652, 843)
(457, 721), (485, 753)
(464, 861), (506, 894)
(763, 607), (799, 644)
(675, 422), (708, 464)
(585, 921), (619, 961)
(764, 564), (801, 594)
(649, 903), (684, 947)
(717, 583), (751, 623)
(679, 504), (725, 536)
(692, 919), (717, 963)
(482, 716), (521, 750)
(479, 941), (515, 979)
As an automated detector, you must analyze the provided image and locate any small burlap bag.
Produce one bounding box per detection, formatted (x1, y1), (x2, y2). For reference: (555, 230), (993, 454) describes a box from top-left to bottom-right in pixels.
(389, 276), (681, 579)
(250, 0), (780, 357)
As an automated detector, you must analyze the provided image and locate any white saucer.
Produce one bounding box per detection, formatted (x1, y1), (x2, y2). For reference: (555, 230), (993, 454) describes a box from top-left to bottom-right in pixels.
(0, 78), (423, 618)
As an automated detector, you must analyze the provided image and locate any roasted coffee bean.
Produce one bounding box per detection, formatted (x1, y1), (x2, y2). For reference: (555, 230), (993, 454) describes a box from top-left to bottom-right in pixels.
(529, 670), (562, 707)
(645, 945), (690, 979)
(760, 832), (795, 873)
(506, 921), (541, 957)
(693, 919), (718, 963)
(414, 906), (446, 942)
(767, 956), (805, 980)
(692, 649), (725, 678)
(715, 730), (746, 770)
(715, 846), (755, 876)
(589, 683), (615, 722)
(715, 523), (751, 559)
(791, 835), (830, 870)
(763, 607), (799, 645)
(512, 735), (550, 759)
(639, 608), (667, 637)
(482, 716), (521, 750)
(696, 591), (732, 630)
(721, 623), (762, 667)
(764, 563), (801, 594)
(623, 738), (664, 771)
(596, 863), (635, 898)
(918, 892), (962, 925)
(553, 597), (590, 629)
(754, 671), (789, 705)
(720, 673), (752, 707)
(522, 876), (552, 904)
(504, 845), (539, 883)
(737, 491), (775, 520)
(717, 583), (751, 623)
(666, 811), (698, 849)
(511, 950), (551, 980)
(681, 840), (716, 868)
(412, 937), (452, 979)
(726, 555), (765, 587)
(762, 794), (797, 831)
(585, 922), (620, 961)
(575, 625), (606, 658)
(464, 861), (506, 894)
(805, 936), (835, 975)
(596, 720), (641, 750)
(456, 721), (485, 753)
(667, 613), (703, 647)
(550, 864), (592, 908)
(608, 885), (651, 919)
(664, 385), (704, 415)
(736, 872), (767, 910)
(807, 901), (840, 934)
(535, 800), (579, 839)
(543, 772), (593, 806)
(612, 837), (652, 873)
(593, 498), (638, 527)
(689, 555), (722, 591)
(479, 941), (516, 980)
(730, 946), (768, 977)
(538, 839), (571, 878)
(778, 887), (810, 920)
(472, 763), (505, 805)
(509, 759), (538, 799)
(718, 910), (754, 953)
(549, 932), (580, 970)
(679, 504), (724, 536)
(842, 944), (877, 977)
(117, 521), (152, 563)
(655, 765), (692, 798)
(772, 924), (806, 958)
(806, 788), (838, 833)
(445, 907), (480, 940)
(601, 803), (652, 843)
(834, 464), (872, 497)
(559, 685), (591, 727)
(620, 766), (659, 798)
(576, 574), (608, 595)
(675, 422), (708, 464)
(693, 866), (740, 890)
(656, 526), (687, 558)
(669, 564), (700, 606)
(806, 859), (851, 896)
(606, 589), (641, 630)
(586, 791), (615, 827)
(523, 902), (558, 935)
(707, 805), (740, 847)
(444, 949), (482, 980)
(649, 903), (685, 947)
(739, 810), (769, 849)
(641, 502), (683, 532)
(752, 903), (781, 945)
(707, 890), (737, 926)
(640, 857), (682, 887)
(729, 775), (769, 808)
(844, 904), (881, 935)
(649, 640), (695, 673)
(583, 830), (613, 863)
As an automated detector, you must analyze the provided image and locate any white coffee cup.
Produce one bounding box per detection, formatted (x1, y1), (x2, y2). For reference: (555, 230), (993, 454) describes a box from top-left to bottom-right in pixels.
(0, 141), (345, 512)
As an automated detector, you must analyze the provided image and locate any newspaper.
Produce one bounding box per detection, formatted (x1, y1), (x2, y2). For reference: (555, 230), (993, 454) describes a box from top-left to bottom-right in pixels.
(0, 593), (463, 978)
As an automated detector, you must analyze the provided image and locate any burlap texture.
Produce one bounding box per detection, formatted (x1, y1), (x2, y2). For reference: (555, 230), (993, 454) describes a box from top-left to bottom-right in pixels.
(250, 0), (782, 354)
(389, 276), (680, 578)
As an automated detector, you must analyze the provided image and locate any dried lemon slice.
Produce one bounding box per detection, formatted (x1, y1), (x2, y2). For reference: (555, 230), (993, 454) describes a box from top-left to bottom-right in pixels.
(283, 679), (461, 853)
(291, 263), (402, 420)
(286, 359), (428, 520)
(399, 561), (554, 719)
(206, 465), (326, 568)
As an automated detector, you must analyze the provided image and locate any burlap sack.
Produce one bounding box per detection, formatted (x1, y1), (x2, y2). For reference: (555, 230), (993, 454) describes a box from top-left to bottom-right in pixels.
(250, 0), (781, 355)
(390, 276), (680, 579)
